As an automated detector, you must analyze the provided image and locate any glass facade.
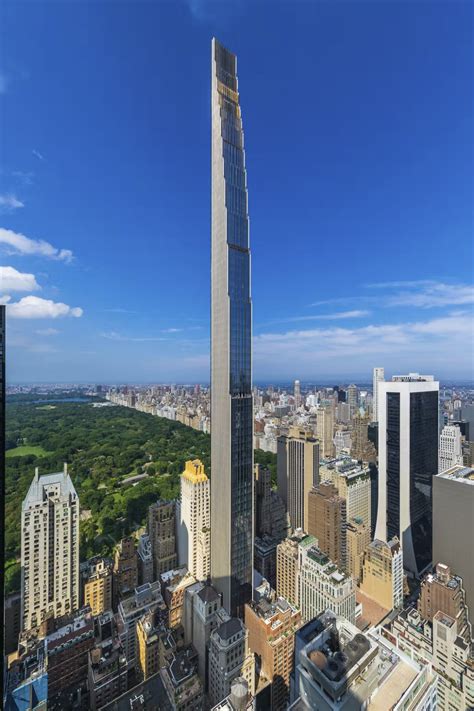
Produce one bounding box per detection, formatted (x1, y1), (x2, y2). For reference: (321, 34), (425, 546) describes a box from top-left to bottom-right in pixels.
(409, 391), (438, 573)
(386, 392), (400, 542)
(211, 39), (253, 617)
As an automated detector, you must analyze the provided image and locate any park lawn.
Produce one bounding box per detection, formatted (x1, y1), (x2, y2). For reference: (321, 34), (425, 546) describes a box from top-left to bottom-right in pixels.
(6, 445), (51, 458)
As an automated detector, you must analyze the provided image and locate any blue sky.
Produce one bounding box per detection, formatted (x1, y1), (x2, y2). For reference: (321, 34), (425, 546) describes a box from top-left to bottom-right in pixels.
(1, 0), (473, 383)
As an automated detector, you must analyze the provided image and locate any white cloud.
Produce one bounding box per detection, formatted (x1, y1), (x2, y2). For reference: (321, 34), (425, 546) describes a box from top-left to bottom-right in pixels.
(0, 295), (11, 304)
(12, 171), (34, 185)
(32, 149), (45, 161)
(35, 328), (59, 336)
(310, 281), (474, 310)
(0, 194), (24, 211)
(101, 331), (166, 342)
(253, 312), (474, 378)
(387, 282), (474, 308)
(162, 327), (183, 333)
(266, 310), (370, 326)
(0, 227), (73, 262)
(0, 266), (40, 292)
(7, 296), (83, 319)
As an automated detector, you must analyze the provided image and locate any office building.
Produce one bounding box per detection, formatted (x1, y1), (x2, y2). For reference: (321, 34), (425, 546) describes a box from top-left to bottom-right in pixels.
(345, 518), (370, 583)
(211, 37), (254, 617)
(333, 428), (351, 457)
(148, 500), (178, 579)
(177, 459), (210, 581)
(46, 607), (95, 700)
(307, 482), (346, 569)
(254, 535), (279, 590)
(160, 567), (197, 629)
(136, 610), (161, 680)
(208, 616), (254, 707)
(360, 538), (404, 612)
(433, 465), (474, 624)
(299, 542), (356, 624)
(439, 424), (463, 472)
(276, 532), (312, 608)
(137, 533), (153, 585)
(160, 646), (203, 711)
(347, 384), (358, 417)
(317, 405), (334, 459)
(0, 305), (4, 667)
(350, 409), (377, 463)
(113, 537), (138, 603)
(182, 581), (224, 688)
(294, 380), (302, 408)
(372, 367), (384, 422)
(291, 611), (437, 710)
(88, 617), (128, 711)
(277, 429), (319, 532)
(245, 596), (302, 710)
(320, 457), (371, 530)
(21, 467), (80, 631)
(82, 556), (113, 616)
(375, 373), (439, 577)
(254, 464), (288, 540)
(418, 563), (471, 640)
(117, 582), (167, 667)
(389, 605), (474, 711)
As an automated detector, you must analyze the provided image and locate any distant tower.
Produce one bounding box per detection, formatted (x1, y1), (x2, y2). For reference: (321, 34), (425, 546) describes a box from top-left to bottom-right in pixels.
(21, 466), (80, 630)
(347, 384), (358, 418)
(211, 38), (253, 616)
(375, 373), (439, 577)
(294, 380), (302, 408)
(277, 429), (319, 532)
(372, 367), (385, 422)
(177, 459), (210, 581)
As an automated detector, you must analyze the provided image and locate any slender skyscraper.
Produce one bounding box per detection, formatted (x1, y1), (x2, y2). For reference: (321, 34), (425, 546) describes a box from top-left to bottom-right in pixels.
(211, 38), (253, 616)
(372, 367), (385, 422)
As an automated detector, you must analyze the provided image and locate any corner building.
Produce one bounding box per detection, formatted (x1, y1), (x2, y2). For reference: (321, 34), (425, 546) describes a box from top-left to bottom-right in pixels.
(211, 38), (253, 616)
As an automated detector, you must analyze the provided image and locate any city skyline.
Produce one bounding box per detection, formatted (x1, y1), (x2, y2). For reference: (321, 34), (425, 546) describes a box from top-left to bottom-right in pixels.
(1, 1), (473, 383)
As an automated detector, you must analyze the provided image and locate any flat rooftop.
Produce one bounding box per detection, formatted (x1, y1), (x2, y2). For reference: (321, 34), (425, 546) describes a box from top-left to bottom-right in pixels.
(369, 659), (417, 711)
(437, 465), (474, 484)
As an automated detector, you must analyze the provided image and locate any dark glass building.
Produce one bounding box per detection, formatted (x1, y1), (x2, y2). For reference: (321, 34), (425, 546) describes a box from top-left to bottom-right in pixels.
(210, 38), (253, 617)
(375, 374), (439, 577)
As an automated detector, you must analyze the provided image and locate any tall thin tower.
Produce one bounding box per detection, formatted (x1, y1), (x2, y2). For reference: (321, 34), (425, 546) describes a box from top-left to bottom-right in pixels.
(211, 38), (253, 617)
